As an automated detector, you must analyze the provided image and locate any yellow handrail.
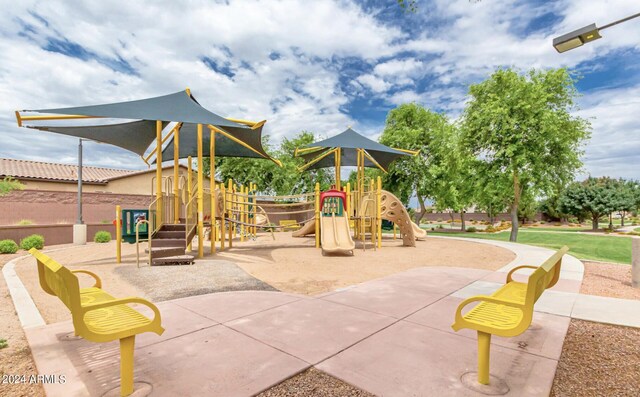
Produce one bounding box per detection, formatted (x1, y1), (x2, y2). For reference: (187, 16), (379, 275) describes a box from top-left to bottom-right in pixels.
(135, 220), (150, 268)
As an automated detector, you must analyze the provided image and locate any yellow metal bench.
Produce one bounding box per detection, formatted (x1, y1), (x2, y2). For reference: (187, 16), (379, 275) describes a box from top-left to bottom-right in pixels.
(30, 248), (164, 397)
(279, 219), (301, 231)
(451, 246), (569, 385)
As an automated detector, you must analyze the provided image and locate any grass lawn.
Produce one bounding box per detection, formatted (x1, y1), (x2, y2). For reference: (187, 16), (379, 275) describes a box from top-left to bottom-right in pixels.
(431, 230), (631, 264)
(520, 227), (590, 233)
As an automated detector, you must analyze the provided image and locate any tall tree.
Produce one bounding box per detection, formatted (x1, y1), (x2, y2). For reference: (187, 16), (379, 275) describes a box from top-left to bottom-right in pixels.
(204, 132), (332, 196)
(462, 68), (591, 241)
(560, 177), (619, 230)
(380, 103), (455, 223)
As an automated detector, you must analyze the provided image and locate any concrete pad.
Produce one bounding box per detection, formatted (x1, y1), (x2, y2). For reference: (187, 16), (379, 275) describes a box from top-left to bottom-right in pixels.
(227, 298), (395, 364)
(377, 266), (492, 295)
(481, 272), (582, 294)
(173, 290), (305, 323)
(405, 296), (570, 360)
(135, 301), (218, 348)
(28, 323), (308, 397)
(451, 280), (503, 299)
(572, 294), (640, 328)
(320, 279), (445, 319)
(317, 321), (558, 397)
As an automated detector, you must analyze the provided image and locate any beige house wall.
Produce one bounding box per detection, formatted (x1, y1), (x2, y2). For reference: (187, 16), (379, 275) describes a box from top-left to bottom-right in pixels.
(13, 165), (209, 195)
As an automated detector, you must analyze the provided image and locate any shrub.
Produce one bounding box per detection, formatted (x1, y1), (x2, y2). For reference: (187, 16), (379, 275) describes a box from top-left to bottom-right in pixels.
(0, 240), (18, 254)
(466, 227), (477, 233)
(17, 219), (33, 225)
(485, 225), (496, 233)
(0, 338), (7, 349)
(94, 231), (112, 243)
(20, 234), (44, 250)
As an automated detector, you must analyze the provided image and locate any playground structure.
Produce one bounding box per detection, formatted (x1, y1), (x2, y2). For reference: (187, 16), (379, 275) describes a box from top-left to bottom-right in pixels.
(16, 92), (426, 264)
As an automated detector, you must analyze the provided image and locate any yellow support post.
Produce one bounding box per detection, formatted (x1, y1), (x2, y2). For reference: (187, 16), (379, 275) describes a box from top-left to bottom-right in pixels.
(377, 176), (382, 249)
(239, 185), (245, 242)
(477, 331), (491, 385)
(155, 121), (163, 226)
(173, 126), (180, 224)
(335, 147), (341, 190)
(315, 182), (320, 248)
(346, 182), (351, 231)
(119, 335), (135, 396)
(187, 156), (193, 252)
(116, 205), (122, 263)
(228, 179), (234, 247)
(210, 129), (216, 254)
(220, 184), (226, 250)
(197, 124), (204, 259)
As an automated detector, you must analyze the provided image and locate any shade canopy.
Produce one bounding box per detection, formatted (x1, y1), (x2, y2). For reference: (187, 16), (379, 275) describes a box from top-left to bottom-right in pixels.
(17, 90), (278, 162)
(28, 120), (168, 156)
(298, 128), (411, 171)
(157, 122), (278, 164)
(23, 90), (243, 128)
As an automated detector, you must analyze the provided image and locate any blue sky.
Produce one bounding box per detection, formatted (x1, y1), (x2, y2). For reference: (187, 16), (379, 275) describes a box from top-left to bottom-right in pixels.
(0, 0), (639, 180)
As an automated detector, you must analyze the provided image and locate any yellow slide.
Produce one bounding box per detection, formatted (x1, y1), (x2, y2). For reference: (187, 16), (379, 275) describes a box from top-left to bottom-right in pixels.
(292, 219), (316, 237)
(320, 213), (355, 255)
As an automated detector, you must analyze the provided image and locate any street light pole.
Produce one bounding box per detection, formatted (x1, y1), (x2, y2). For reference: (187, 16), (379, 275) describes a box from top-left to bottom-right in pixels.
(73, 138), (87, 245)
(553, 12), (640, 53)
(77, 138), (83, 224)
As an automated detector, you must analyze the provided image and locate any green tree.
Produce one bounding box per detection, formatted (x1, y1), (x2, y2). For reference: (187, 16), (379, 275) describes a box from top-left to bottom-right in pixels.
(462, 67), (591, 241)
(380, 103), (459, 223)
(560, 177), (619, 230)
(204, 132), (332, 196)
(0, 177), (23, 196)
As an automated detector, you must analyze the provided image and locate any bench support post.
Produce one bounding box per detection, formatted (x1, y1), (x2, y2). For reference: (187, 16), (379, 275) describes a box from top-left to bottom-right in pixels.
(120, 336), (136, 396)
(477, 331), (491, 385)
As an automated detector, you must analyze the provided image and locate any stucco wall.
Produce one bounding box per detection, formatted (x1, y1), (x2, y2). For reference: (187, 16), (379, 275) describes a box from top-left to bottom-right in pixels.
(0, 223), (116, 246)
(0, 189), (152, 225)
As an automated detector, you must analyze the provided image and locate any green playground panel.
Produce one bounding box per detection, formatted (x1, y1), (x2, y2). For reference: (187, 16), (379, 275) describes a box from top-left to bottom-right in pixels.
(121, 209), (149, 243)
(322, 197), (344, 217)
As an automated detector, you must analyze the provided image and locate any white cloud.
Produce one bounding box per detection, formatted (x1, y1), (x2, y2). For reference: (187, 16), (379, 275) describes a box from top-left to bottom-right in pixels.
(356, 74), (391, 93)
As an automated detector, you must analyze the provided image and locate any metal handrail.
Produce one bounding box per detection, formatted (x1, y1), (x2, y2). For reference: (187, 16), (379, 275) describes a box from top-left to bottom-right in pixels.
(135, 220), (150, 268)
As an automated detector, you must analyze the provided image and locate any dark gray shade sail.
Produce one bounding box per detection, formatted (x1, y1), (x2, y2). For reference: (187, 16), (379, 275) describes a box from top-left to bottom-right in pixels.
(157, 122), (276, 163)
(24, 90), (245, 128)
(28, 120), (168, 156)
(299, 128), (411, 171)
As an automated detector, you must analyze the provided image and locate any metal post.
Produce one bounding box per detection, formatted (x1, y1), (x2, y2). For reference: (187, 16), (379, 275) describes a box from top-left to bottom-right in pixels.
(116, 205), (122, 263)
(315, 182), (320, 248)
(210, 129), (216, 254)
(632, 238), (640, 288)
(156, 121), (163, 225)
(197, 124), (204, 258)
(77, 139), (83, 224)
(173, 126), (180, 224)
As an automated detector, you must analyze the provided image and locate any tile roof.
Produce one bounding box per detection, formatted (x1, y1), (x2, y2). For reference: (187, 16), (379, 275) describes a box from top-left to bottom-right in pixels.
(0, 158), (135, 183)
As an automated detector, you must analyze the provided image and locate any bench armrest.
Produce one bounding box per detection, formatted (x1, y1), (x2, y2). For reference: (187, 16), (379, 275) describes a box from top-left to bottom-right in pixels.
(506, 265), (538, 283)
(82, 297), (162, 323)
(72, 270), (102, 289)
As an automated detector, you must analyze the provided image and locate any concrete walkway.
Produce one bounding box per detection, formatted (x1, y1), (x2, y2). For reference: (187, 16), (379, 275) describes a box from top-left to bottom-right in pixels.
(10, 238), (640, 396)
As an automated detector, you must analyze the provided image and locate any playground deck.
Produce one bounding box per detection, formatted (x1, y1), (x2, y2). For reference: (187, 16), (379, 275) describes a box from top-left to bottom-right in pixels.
(23, 260), (582, 397)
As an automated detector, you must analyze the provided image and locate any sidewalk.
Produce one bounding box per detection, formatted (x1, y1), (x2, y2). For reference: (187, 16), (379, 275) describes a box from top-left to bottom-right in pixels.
(10, 238), (640, 396)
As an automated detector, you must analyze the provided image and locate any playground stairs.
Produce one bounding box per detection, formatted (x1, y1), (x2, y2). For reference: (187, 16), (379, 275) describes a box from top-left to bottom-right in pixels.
(148, 223), (195, 266)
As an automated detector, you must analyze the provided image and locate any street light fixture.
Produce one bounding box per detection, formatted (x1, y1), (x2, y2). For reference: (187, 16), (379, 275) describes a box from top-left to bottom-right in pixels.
(553, 12), (640, 53)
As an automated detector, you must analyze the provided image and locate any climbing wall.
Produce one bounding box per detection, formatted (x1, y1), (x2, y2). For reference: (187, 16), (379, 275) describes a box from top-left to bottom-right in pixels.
(379, 190), (416, 247)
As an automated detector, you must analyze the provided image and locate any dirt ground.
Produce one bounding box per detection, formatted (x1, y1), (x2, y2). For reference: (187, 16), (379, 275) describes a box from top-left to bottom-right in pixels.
(0, 251), (45, 397)
(580, 261), (640, 300)
(551, 319), (640, 396)
(216, 233), (515, 295)
(258, 368), (375, 397)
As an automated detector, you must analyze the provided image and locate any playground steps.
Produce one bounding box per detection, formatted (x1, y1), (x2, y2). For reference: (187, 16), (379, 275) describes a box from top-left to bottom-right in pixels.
(150, 223), (194, 266)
